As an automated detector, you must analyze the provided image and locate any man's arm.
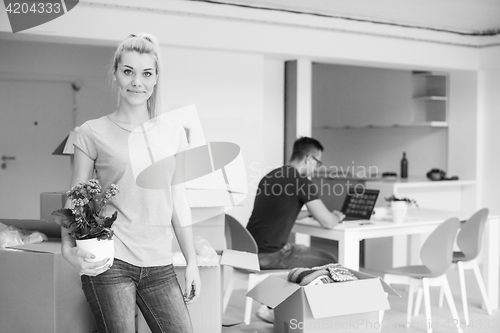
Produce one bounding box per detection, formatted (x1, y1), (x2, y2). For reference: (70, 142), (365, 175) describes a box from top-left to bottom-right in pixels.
(305, 199), (344, 229)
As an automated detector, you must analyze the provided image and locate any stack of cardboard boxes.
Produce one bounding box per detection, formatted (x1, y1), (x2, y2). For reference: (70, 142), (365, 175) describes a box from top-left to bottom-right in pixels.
(0, 207), (95, 332)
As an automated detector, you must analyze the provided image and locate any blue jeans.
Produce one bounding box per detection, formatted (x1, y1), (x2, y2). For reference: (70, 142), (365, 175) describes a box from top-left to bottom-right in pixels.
(81, 259), (193, 333)
(258, 242), (337, 270)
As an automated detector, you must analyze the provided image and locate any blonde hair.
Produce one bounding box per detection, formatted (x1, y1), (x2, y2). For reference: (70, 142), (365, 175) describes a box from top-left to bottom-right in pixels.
(112, 33), (162, 118)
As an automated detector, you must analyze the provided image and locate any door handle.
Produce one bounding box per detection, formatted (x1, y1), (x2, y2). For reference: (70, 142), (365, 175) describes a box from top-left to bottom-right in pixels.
(1, 155), (16, 169)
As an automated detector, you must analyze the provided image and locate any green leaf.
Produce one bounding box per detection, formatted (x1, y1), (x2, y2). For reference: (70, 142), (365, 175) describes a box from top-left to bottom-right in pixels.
(51, 209), (75, 229)
(93, 211), (117, 228)
(103, 211), (118, 228)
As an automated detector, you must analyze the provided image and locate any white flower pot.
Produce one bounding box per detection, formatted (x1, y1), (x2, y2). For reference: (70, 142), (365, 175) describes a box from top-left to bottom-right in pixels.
(390, 201), (408, 223)
(76, 238), (114, 267)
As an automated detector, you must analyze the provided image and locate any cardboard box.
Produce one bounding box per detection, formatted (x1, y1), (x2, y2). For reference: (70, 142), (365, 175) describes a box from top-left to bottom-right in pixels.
(40, 192), (67, 221)
(0, 237), (256, 333)
(247, 271), (398, 333)
(0, 218), (61, 239)
(0, 242), (95, 333)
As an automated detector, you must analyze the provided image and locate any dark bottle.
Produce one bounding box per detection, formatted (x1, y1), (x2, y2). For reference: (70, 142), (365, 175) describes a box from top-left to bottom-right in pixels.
(401, 152), (408, 179)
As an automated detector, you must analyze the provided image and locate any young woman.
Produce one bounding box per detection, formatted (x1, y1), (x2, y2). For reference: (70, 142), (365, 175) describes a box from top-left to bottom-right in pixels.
(61, 33), (200, 333)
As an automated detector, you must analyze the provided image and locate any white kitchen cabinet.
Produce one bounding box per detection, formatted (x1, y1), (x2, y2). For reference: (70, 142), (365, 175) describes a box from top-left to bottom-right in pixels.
(412, 71), (449, 126)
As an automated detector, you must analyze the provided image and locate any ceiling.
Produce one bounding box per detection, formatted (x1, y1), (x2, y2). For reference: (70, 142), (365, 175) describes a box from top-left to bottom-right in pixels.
(198, 0), (500, 35)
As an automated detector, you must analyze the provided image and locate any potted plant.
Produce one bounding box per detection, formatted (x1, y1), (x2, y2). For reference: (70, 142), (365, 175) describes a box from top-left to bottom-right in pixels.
(385, 195), (418, 223)
(52, 179), (118, 264)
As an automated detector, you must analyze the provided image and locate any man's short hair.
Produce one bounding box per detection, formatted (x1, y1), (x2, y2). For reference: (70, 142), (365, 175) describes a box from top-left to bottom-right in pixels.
(289, 137), (324, 162)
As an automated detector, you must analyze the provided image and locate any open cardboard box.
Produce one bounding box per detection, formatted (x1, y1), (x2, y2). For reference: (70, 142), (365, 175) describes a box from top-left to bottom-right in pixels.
(247, 271), (399, 333)
(0, 241), (95, 333)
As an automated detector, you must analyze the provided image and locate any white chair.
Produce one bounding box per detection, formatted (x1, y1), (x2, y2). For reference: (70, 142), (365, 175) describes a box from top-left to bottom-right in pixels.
(414, 208), (493, 324)
(222, 214), (288, 324)
(383, 217), (462, 333)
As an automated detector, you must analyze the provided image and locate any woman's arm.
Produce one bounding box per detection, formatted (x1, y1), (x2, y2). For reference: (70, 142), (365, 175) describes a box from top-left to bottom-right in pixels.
(61, 147), (111, 275)
(171, 182), (201, 304)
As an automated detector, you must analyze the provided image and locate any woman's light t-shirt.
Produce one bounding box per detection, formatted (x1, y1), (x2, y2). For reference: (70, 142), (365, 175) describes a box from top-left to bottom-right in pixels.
(73, 115), (188, 267)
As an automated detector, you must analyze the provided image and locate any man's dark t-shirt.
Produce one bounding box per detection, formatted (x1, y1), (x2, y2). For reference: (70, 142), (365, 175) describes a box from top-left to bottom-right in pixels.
(246, 165), (319, 253)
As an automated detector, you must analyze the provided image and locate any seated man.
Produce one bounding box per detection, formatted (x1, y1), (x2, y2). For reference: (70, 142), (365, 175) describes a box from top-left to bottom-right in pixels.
(247, 136), (344, 269)
(247, 137), (344, 322)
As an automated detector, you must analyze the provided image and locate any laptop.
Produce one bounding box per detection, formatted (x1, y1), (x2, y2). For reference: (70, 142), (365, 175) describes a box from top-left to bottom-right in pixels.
(339, 188), (380, 222)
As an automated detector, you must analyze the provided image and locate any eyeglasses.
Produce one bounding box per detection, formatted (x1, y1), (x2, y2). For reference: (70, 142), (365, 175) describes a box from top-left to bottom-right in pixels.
(310, 155), (322, 167)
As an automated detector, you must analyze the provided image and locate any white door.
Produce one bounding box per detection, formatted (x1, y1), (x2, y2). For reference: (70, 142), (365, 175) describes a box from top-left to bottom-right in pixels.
(0, 79), (73, 219)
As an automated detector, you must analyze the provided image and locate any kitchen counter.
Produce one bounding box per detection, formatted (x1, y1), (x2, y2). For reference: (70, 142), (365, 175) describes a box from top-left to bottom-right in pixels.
(310, 174), (476, 213)
(314, 171), (475, 186)
(365, 178), (476, 211)
(366, 177), (475, 187)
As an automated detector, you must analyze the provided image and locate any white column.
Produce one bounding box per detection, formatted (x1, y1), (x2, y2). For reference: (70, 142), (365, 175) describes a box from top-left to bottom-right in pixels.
(286, 59), (313, 246)
(295, 59), (312, 138)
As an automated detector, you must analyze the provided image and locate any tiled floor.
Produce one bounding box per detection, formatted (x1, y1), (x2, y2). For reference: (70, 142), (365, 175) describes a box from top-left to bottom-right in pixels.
(222, 268), (500, 333)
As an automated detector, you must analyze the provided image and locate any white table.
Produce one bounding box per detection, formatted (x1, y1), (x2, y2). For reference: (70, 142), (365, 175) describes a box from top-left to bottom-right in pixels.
(292, 208), (499, 310)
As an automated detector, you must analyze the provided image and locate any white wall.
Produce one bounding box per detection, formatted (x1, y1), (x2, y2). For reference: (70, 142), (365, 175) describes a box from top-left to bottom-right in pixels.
(262, 59), (285, 174)
(0, 40), (117, 217)
(312, 64), (414, 127)
(476, 46), (500, 214)
(313, 127), (448, 178)
(160, 46), (280, 223)
(477, 69), (500, 214)
(448, 71), (478, 181)
(0, 40), (117, 126)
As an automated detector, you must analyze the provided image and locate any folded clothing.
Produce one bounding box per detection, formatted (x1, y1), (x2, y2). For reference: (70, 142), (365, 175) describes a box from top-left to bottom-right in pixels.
(288, 267), (331, 286)
(288, 263), (358, 286)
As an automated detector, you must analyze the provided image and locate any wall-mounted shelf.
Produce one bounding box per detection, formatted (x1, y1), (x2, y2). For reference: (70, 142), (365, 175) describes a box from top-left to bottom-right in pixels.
(411, 121), (448, 127)
(412, 71), (448, 124)
(314, 121), (448, 130)
(412, 71), (447, 77)
(414, 96), (447, 101)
